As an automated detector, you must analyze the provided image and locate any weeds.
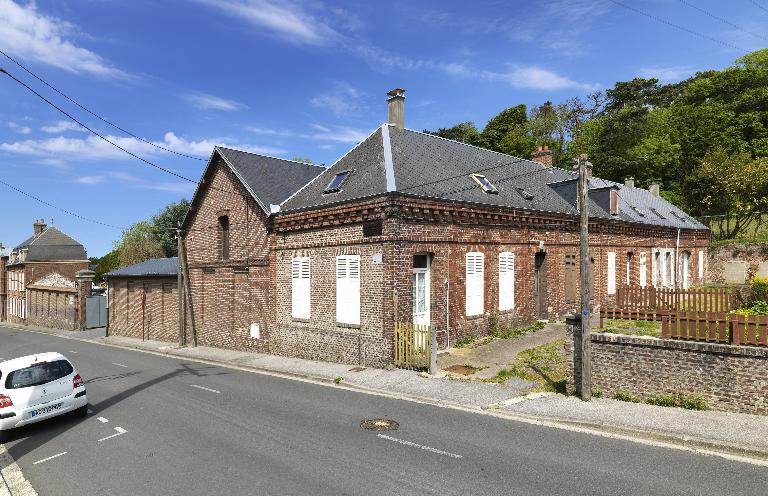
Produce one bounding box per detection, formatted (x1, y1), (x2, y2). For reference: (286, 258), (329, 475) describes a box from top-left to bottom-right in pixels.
(598, 319), (661, 337)
(454, 335), (476, 348)
(334, 376), (343, 384)
(613, 390), (643, 403)
(498, 321), (546, 339)
(484, 340), (567, 394)
(645, 392), (709, 410)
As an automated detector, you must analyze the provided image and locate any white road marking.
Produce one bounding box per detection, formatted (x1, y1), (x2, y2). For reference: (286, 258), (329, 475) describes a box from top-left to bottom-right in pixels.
(69, 351), (78, 354)
(98, 427), (127, 442)
(32, 452), (67, 465)
(190, 384), (220, 394)
(97, 417), (109, 423)
(111, 362), (128, 368)
(377, 434), (462, 459)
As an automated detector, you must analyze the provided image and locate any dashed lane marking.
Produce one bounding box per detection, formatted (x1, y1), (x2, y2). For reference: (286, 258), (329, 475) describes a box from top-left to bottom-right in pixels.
(190, 384), (220, 394)
(98, 427), (127, 442)
(68, 351), (78, 354)
(111, 362), (128, 368)
(97, 417), (109, 423)
(32, 452), (67, 465)
(376, 434), (463, 459)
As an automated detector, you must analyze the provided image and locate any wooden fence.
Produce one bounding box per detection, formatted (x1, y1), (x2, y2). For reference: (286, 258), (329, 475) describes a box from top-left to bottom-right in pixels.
(602, 287), (737, 325)
(661, 312), (768, 347)
(394, 322), (431, 370)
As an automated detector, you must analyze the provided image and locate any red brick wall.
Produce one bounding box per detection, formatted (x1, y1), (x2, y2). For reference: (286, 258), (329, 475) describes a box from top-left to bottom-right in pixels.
(26, 287), (78, 330)
(0, 256), (6, 322)
(108, 277), (179, 342)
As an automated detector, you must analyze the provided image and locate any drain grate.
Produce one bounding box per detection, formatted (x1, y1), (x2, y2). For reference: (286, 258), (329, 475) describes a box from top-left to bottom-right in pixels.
(360, 419), (399, 431)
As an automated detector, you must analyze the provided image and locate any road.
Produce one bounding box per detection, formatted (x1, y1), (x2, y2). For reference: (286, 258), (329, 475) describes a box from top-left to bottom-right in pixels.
(0, 324), (765, 496)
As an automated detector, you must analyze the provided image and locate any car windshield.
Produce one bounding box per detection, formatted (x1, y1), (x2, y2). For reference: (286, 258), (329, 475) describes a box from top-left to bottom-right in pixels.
(5, 360), (73, 389)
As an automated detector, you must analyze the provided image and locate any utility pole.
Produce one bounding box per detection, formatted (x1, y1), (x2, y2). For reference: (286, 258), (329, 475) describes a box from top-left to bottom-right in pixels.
(577, 154), (592, 401)
(177, 229), (186, 347)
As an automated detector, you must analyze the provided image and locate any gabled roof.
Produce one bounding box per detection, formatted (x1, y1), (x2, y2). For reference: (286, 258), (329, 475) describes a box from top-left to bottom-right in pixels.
(104, 257), (178, 279)
(11, 226), (87, 262)
(184, 147), (324, 227)
(281, 124), (706, 231)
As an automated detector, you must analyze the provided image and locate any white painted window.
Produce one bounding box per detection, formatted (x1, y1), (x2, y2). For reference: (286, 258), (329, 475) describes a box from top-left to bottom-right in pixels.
(291, 257), (311, 319)
(639, 252), (647, 288)
(498, 252), (515, 311)
(698, 250), (705, 281)
(465, 252), (485, 316)
(607, 252), (616, 295)
(336, 255), (360, 325)
(682, 251), (691, 290)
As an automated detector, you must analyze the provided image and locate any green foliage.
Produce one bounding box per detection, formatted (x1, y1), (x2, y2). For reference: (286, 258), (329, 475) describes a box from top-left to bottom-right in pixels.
(424, 122), (481, 145)
(485, 340), (567, 394)
(90, 249), (121, 284)
(454, 335), (476, 348)
(114, 220), (165, 268)
(645, 393), (709, 410)
(598, 319), (661, 337)
(613, 390), (643, 403)
(498, 321), (546, 339)
(752, 277), (768, 302)
(488, 310), (499, 337)
(151, 199), (191, 258)
(334, 376), (343, 384)
(291, 157), (315, 164)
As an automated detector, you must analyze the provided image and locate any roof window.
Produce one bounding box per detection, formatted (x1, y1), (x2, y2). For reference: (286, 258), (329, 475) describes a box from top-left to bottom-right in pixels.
(650, 208), (666, 219)
(516, 187), (534, 201)
(670, 211), (687, 222)
(470, 173), (498, 194)
(323, 171), (350, 193)
(631, 206), (646, 217)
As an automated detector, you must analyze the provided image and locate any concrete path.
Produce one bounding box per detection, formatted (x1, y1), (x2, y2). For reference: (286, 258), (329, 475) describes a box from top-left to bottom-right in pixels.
(438, 323), (566, 379)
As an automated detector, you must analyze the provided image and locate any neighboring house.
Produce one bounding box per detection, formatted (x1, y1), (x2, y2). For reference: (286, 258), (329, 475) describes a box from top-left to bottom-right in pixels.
(104, 257), (179, 342)
(182, 88), (710, 367)
(0, 244), (8, 323)
(4, 220), (89, 325)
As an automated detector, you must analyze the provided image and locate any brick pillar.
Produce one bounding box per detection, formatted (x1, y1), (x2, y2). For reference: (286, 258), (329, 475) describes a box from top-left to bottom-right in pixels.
(565, 313), (580, 393)
(75, 269), (95, 331)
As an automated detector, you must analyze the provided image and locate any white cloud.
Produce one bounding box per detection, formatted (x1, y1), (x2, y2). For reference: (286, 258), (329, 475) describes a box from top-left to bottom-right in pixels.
(7, 121), (31, 134)
(1, 131), (285, 160)
(75, 175), (105, 185)
(41, 121), (86, 133)
(442, 62), (596, 92)
(73, 171), (196, 194)
(246, 123), (369, 144)
(181, 91), (246, 112)
(638, 66), (696, 83)
(0, 0), (127, 78)
(194, 0), (339, 46)
(309, 82), (366, 116)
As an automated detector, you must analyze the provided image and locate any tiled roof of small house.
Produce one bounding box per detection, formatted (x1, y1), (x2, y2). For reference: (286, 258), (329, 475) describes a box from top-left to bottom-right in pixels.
(280, 124), (707, 231)
(11, 227), (87, 262)
(104, 257), (178, 278)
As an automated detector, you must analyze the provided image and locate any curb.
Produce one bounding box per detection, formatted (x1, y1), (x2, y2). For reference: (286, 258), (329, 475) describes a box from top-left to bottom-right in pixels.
(5, 323), (768, 466)
(0, 446), (37, 496)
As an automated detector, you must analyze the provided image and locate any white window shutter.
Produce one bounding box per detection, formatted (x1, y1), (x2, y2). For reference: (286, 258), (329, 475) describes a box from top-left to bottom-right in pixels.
(607, 252), (616, 295)
(698, 250), (704, 281)
(465, 252), (485, 316)
(639, 252), (647, 288)
(498, 252), (515, 311)
(336, 255), (360, 325)
(652, 251), (658, 288)
(291, 257), (311, 319)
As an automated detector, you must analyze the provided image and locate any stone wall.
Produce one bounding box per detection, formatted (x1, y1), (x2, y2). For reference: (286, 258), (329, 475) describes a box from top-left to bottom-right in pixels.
(707, 242), (768, 284)
(567, 330), (768, 415)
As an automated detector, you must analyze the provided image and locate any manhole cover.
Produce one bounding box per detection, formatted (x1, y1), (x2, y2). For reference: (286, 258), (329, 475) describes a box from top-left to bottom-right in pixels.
(360, 419), (399, 431)
(444, 364), (479, 375)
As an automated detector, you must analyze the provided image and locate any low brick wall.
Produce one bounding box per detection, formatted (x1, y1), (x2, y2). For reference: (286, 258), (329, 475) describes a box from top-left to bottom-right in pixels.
(567, 330), (768, 415)
(708, 242), (768, 284)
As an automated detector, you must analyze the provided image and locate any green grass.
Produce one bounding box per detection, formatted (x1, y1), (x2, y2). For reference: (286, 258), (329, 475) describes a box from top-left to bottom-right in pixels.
(454, 335), (476, 348)
(484, 339), (567, 394)
(613, 390), (643, 403)
(497, 321), (546, 339)
(598, 319), (661, 337)
(614, 390), (709, 410)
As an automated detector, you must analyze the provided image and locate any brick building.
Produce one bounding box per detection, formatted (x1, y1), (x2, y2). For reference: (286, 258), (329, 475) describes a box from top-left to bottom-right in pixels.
(0, 245), (8, 322)
(4, 220), (89, 325)
(182, 89), (709, 367)
(105, 257), (179, 342)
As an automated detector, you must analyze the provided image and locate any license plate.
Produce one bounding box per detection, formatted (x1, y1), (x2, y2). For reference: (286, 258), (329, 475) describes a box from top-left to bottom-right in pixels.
(29, 403), (63, 419)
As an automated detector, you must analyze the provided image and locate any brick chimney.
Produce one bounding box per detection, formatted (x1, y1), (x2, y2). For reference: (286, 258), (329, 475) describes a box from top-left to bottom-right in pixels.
(624, 176), (635, 188)
(649, 183), (660, 197)
(531, 146), (554, 167)
(33, 218), (47, 238)
(387, 88), (405, 129)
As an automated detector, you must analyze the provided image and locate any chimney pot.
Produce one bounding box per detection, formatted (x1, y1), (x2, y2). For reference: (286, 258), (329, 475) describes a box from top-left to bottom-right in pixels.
(531, 146), (554, 168)
(33, 218), (47, 237)
(386, 88), (405, 129)
(649, 183), (660, 197)
(625, 176), (635, 188)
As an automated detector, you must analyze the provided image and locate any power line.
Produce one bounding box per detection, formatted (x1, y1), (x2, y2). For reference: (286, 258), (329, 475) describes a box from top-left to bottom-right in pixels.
(607, 0), (747, 51)
(397, 157), (528, 193)
(0, 48), (205, 161)
(0, 178), (126, 230)
(750, 1), (768, 15)
(677, 0), (768, 42)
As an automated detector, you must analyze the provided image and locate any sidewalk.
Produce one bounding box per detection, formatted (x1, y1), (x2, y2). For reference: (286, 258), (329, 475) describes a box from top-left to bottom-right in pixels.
(8, 323), (768, 463)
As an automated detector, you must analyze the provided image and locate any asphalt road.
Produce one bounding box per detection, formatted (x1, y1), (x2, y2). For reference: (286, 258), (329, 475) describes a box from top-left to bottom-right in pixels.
(0, 325), (765, 496)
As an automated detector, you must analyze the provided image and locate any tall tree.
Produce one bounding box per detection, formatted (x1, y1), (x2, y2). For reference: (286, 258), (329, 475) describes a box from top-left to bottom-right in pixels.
(115, 221), (165, 267)
(151, 199), (190, 257)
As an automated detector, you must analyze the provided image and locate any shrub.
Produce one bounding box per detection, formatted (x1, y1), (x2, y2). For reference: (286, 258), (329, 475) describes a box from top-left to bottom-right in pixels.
(646, 392), (708, 410)
(613, 390), (642, 403)
(455, 335), (476, 348)
(752, 277), (768, 303)
(488, 310), (499, 337)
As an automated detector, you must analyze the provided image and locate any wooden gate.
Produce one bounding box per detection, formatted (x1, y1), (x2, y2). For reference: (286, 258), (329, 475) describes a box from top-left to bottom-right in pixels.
(394, 322), (430, 370)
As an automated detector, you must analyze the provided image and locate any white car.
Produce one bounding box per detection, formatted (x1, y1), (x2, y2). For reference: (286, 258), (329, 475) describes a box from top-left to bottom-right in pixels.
(0, 352), (88, 443)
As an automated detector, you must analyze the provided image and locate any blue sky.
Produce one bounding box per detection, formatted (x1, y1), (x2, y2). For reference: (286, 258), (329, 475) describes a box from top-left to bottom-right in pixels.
(0, 0), (765, 257)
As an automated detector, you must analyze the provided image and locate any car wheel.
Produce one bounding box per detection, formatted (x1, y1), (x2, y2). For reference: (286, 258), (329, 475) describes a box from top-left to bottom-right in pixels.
(0, 430), (10, 444)
(73, 405), (88, 418)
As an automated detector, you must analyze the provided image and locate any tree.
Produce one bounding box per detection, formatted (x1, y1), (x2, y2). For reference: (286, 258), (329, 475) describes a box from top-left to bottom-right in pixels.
(151, 199), (190, 257)
(90, 249), (121, 285)
(424, 122), (481, 145)
(115, 221), (165, 267)
(291, 157), (315, 164)
(478, 104), (531, 154)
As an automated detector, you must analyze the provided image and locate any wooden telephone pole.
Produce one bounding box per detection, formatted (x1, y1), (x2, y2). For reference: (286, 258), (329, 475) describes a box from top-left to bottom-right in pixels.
(577, 154), (593, 401)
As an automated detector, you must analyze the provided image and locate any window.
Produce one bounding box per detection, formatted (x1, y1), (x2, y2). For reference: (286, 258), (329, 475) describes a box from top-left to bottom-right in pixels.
(631, 206), (646, 217)
(465, 252), (485, 316)
(650, 208), (666, 219)
(607, 252), (616, 295)
(682, 251), (691, 290)
(609, 189), (618, 216)
(625, 252), (633, 286)
(291, 257), (311, 319)
(639, 252), (647, 287)
(6, 360), (73, 389)
(218, 215), (230, 261)
(564, 254), (577, 303)
(470, 173), (498, 194)
(324, 171), (350, 193)
(498, 252), (515, 311)
(336, 255), (360, 325)
(671, 211), (687, 222)
(698, 250), (705, 281)
(516, 187), (534, 200)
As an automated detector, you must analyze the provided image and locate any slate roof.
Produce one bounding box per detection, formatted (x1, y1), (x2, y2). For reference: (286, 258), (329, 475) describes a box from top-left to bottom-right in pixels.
(10, 227), (87, 263)
(104, 257), (178, 279)
(281, 125), (707, 231)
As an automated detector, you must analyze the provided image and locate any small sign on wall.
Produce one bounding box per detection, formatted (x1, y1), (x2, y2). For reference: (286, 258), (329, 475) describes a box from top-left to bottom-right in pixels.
(250, 323), (260, 339)
(68, 296), (75, 305)
(371, 253), (383, 265)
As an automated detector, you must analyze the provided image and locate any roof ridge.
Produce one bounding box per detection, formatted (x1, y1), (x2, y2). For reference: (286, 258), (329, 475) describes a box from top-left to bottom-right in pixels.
(216, 146), (327, 169)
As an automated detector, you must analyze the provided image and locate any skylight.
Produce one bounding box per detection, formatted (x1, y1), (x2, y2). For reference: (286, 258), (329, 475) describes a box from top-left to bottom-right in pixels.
(670, 211), (687, 222)
(631, 206), (646, 217)
(516, 187), (534, 200)
(324, 171), (350, 193)
(650, 208), (666, 219)
(470, 173), (498, 194)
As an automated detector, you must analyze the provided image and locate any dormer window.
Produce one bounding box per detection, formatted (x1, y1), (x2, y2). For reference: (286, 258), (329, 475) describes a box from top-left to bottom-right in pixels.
(516, 187), (534, 200)
(470, 173), (498, 194)
(324, 171), (350, 193)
